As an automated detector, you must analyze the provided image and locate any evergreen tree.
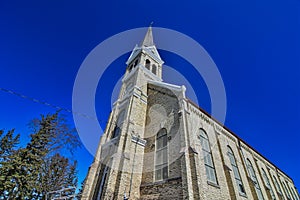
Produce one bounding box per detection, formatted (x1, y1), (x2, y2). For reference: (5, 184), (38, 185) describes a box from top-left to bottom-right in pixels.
(0, 129), (20, 199)
(29, 113), (81, 156)
(6, 114), (55, 199)
(40, 153), (78, 198)
(0, 113), (81, 199)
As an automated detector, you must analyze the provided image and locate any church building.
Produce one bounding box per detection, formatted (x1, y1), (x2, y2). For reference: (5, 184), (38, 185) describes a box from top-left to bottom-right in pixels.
(82, 27), (299, 200)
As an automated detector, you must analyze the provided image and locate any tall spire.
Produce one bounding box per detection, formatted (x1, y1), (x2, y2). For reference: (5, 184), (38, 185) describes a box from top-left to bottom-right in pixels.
(142, 23), (154, 47)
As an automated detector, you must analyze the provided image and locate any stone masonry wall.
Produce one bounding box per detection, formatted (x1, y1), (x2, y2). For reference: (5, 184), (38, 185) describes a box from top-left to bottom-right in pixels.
(140, 84), (183, 199)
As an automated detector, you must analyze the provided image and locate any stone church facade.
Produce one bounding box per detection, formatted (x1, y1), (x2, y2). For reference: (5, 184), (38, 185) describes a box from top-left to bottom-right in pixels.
(82, 27), (299, 200)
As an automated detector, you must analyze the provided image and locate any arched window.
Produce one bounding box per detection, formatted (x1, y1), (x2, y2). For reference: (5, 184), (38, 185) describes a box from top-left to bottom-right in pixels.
(145, 59), (150, 70)
(112, 126), (121, 139)
(246, 159), (264, 200)
(289, 184), (299, 200)
(272, 175), (283, 195)
(227, 146), (245, 195)
(97, 165), (109, 200)
(152, 64), (157, 75)
(282, 181), (292, 200)
(112, 110), (125, 138)
(155, 128), (168, 181)
(199, 129), (217, 184)
(134, 59), (139, 67)
(261, 168), (275, 199)
(128, 64), (133, 72)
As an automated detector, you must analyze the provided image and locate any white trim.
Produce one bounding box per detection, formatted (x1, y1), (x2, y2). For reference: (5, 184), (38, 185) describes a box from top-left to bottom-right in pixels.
(126, 45), (141, 65)
(131, 135), (147, 147)
(148, 80), (184, 92)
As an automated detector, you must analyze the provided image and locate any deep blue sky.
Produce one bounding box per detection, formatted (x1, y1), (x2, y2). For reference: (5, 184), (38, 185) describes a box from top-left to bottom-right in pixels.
(0, 0), (299, 189)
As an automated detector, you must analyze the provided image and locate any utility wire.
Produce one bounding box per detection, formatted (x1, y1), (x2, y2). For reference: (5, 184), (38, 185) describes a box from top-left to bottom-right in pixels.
(0, 87), (102, 122)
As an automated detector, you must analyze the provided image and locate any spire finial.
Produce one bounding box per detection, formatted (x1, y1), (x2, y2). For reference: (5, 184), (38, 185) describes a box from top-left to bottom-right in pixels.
(141, 23), (154, 47)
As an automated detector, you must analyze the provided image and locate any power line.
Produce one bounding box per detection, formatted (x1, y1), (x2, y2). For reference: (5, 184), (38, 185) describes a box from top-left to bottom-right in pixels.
(0, 87), (99, 122)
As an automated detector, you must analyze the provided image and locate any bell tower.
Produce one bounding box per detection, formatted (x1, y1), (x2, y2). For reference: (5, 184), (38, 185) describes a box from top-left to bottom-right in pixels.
(119, 25), (164, 99)
(82, 26), (164, 200)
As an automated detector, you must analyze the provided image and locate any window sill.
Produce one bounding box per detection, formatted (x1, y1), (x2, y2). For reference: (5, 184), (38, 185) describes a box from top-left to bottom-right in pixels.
(207, 181), (220, 189)
(154, 176), (182, 184)
(277, 192), (283, 197)
(239, 192), (247, 198)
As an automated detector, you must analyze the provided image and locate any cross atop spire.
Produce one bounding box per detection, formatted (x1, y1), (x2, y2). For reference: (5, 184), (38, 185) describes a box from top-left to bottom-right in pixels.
(142, 23), (154, 47)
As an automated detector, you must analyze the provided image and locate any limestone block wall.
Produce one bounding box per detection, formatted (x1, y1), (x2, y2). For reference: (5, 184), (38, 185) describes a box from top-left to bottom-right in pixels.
(140, 84), (184, 199)
(140, 177), (183, 200)
(83, 83), (299, 200)
(216, 130), (253, 200)
(186, 102), (231, 200)
(277, 170), (296, 200)
(184, 100), (299, 200)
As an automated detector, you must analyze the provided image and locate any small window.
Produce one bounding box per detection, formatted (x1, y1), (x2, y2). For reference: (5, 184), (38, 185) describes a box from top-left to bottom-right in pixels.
(152, 64), (157, 75)
(112, 126), (121, 138)
(155, 129), (168, 181)
(145, 59), (150, 70)
(128, 64), (133, 72)
(134, 59), (139, 67)
(199, 129), (217, 184)
(227, 146), (246, 195)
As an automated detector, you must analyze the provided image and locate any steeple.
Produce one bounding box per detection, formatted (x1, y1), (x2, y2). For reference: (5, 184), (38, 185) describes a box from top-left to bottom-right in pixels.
(141, 24), (154, 47)
(125, 24), (164, 82)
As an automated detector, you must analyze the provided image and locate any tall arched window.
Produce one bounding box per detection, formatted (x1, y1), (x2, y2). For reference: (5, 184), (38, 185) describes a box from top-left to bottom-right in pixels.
(155, 128), (168, 181)
(145, 59), (150, 70)
(272, 175), (283, 195)
(199, 129), (217, 184)
(289, 184), (299, 200)
(152, 64), (157, 75)
(246, 159), (264, 200)
(97, 165), (109, 200)
(282, 181), (292, 200)
(227, 146), (246, 195)
(261, 168), (275, 199)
